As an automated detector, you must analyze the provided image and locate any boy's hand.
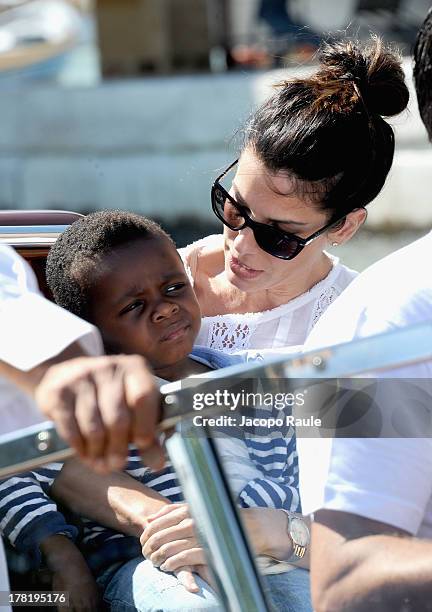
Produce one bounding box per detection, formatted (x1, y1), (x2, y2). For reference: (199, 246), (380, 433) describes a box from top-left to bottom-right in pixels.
(40, 535), (100, 611)
(35, 354), (164, 472)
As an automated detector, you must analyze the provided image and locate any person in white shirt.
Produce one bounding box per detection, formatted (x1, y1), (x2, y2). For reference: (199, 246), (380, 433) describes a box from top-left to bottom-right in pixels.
(298, 9), (432, 611)
(180, 36), (409, 354)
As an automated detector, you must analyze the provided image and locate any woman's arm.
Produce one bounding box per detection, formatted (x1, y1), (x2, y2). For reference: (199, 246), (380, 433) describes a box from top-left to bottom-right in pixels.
(140, 503), (310, 572)
(51, 458), (171, 535)
(52, 461), (204, 593)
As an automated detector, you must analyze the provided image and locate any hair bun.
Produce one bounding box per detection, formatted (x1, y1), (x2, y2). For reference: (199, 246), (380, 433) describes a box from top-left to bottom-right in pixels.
(316, 37), (409, 117)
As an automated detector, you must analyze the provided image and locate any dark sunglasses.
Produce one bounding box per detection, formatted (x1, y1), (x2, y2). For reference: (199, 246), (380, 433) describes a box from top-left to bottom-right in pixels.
(211, 160), (347, 261)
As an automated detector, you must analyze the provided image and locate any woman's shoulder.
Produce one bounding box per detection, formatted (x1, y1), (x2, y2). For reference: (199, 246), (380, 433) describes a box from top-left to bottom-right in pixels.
(179, 234), (224, 282)
(179, 234), (224, 262)
(320, 254), (358, 293)
(332, 258), (358, 284)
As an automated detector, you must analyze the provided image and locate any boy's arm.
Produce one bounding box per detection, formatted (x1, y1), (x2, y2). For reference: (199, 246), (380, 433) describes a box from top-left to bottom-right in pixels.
(40, 534), (101, 611)
(237, 436), (300, 513)
(51, 458), (172, 536)
(238, 476), (300, 511)
(0, 466), (78, 569)
(219, 430), (306, 564)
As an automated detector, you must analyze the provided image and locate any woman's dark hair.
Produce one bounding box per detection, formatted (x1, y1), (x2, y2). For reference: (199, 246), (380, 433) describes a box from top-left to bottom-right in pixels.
(414, 7), (432, 141)
(244, 36), (409, 219)
(46, 210), (173, 321)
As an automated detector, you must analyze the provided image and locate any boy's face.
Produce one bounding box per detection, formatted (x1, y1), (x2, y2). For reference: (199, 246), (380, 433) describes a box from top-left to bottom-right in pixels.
(88, 237), (201, 372)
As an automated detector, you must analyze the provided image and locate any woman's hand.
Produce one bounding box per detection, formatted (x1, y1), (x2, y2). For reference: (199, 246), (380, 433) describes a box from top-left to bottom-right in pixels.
(140, 503), (214, 592)
(174, 564), (216, 594)
(240, 507), (293, 559)
(141, 503), (203, 568)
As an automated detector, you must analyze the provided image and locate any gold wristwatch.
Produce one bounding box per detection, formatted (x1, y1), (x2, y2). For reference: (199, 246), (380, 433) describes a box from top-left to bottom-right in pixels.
(281, 510), (310, 560)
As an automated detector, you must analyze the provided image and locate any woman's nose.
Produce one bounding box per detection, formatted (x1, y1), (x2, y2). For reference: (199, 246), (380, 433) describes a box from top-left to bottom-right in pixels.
(151, 301), (180, 323)
(232, 226), (257, 254)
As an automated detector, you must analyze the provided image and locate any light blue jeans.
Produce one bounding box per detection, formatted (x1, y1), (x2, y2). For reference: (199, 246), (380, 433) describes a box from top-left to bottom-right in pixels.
(97, 557), (312, 611)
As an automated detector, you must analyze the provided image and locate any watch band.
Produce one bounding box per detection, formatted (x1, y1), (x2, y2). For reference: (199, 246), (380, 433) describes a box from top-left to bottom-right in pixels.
(291, 543), (306, 559)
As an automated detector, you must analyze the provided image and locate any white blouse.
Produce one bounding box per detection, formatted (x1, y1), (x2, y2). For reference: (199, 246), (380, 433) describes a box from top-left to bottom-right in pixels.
(180, 234), (358, 352)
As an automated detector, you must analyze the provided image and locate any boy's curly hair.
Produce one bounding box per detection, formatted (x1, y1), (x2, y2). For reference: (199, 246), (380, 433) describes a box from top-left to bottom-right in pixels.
(46, 210), (173, 321)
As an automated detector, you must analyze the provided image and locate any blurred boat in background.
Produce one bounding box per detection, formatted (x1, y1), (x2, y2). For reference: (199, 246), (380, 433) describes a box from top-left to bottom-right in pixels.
(0, 0), (85, 80)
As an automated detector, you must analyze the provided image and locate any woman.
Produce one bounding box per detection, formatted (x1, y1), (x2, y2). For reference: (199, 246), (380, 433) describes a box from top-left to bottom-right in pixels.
(153, 34), (408, 608)
(181, 37), (409, 354)
(51, 36), (409, 612)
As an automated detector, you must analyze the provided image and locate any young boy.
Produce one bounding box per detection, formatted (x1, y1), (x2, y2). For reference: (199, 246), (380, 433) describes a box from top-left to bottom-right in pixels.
(0, 211), (306, 611)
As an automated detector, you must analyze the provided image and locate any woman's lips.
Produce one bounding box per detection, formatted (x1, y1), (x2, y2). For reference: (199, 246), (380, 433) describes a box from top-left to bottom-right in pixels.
(161, 322), (190, 343)
(229, 255), (263, 280)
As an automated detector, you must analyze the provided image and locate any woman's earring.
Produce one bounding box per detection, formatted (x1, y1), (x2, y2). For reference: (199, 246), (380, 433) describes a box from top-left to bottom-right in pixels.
(331, 242), (338, 247)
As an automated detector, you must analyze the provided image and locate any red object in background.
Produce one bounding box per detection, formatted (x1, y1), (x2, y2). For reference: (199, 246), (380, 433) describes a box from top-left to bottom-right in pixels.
(0, 209), (83, 299)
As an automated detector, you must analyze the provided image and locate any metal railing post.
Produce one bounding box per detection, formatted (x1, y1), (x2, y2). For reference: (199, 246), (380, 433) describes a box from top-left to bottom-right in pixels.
(166, 425), (271, 612)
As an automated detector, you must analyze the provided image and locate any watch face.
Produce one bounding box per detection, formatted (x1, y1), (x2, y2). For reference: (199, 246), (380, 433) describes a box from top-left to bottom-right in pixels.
(290, 518), (310, 547)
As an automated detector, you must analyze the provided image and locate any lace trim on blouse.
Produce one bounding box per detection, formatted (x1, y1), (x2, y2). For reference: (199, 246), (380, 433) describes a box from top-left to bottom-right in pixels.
(205, 319), (260, 352)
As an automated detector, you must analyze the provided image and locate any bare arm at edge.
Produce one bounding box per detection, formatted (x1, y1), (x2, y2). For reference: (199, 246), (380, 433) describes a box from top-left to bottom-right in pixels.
(311, 509), (432, 612)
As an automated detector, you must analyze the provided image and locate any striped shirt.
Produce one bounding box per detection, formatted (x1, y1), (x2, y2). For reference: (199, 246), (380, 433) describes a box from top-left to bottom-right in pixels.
(0, 346), (300, 572)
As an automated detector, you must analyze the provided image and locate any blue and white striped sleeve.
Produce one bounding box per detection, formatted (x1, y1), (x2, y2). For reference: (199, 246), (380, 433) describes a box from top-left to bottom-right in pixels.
(238, 435), (301, 512)
(0, 463), (78, 568)
(238, 476), (301, 512)
(125, 449), (183, 503)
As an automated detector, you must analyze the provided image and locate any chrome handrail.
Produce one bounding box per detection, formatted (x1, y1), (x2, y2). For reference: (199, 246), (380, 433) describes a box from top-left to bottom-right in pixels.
(167, 431), (269, 611)
(1, 321), (431, 476)
(1, 321), (432, 611)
